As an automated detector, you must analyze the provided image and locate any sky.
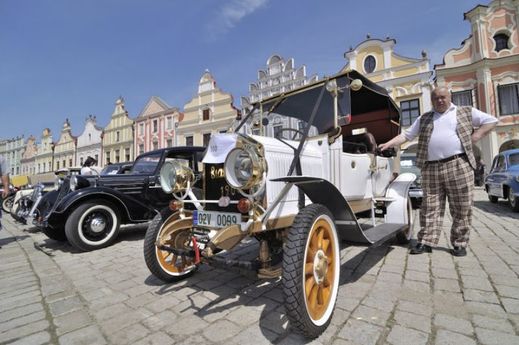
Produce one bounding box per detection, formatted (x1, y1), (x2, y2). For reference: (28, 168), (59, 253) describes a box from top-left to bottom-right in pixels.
(0, 0), (486, 142)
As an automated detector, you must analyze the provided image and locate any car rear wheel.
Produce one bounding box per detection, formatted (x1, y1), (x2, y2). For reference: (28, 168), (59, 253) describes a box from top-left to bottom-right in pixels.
(65, 200), (121, 251)
(283, 204), (340, 338)
(143, 209), (198, 282)
(42, 226), (67, 241)
(508, 189), (519, 212)
(488, 193), (498, 203)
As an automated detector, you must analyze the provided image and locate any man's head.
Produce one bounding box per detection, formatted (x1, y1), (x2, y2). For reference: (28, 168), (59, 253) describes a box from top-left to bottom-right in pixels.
(431, 87), (452, 113)
(84, 156), (97, 167)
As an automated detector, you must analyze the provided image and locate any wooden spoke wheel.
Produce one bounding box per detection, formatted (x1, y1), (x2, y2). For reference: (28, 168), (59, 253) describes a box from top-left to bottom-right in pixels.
(283, 204), (340, 338)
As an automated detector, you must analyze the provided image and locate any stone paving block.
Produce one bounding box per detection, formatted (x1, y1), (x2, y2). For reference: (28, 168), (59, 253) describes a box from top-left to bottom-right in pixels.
(396, 300), (432, 317)
(460, 276), (494, 291)
(352, 304), (391, 326)
(435, 329), (476, 345)
(0, 293), (42, 312)
(202, 319), (244, 342)
(54, 309), (93, 336)
(337, 319), (382, 345)
(465, 301), (507, 318)
(6, 331), (51, 345)
(0, 319), (49, 343)
(495, 284), (519, 299)
(164, 315), (209, 336)
(386, 324), (428, 345)
(393, 310), (431, 333)
(431, 268), (458, 279)
(489, 274), (519, 287)
(227, 324), (278, 345)
(108, 322), (150, 345)
(0, 302), (43, 323)
(0, 310), (46, 333)
(58, 325), (107, 345)
(141, 310), (177, 332)
(362, 296), (396, 313)
(463, 289), (500, 304)
(89, 291), (129, 310)
(475, 327), (519, 345)
(472, 314), (515, 334)
(434, 278), (461, 292)
(0, 284), (39, 300)
(99, 309), (147, 334)
(132, 331), (176, 345)
(405, 270), (430, 282)
(403, 280), (430, 293)
(433, 313), (473, 335)
(336, 297), (361, 312)
(94, 303), (135, 321)
(49, 295), (83, 317)
(501, 297), (519, 314)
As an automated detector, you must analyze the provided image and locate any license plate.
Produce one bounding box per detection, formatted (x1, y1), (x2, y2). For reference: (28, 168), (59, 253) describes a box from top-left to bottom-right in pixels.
(193, 210), (242, 228)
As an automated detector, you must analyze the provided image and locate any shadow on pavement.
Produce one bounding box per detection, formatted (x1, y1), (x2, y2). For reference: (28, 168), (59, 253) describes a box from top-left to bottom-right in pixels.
(0, 235), (29, 246)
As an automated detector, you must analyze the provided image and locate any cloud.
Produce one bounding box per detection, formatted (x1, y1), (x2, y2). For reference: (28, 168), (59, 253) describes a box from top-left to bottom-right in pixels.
(208, 0), (269, 37)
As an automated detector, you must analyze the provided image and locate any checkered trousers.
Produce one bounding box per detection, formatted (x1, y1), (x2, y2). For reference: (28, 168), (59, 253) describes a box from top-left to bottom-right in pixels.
(418, 155), (474, 248)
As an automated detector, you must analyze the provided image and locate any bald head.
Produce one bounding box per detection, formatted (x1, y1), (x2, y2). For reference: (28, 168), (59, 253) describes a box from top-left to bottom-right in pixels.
(431, 87), (452, 113)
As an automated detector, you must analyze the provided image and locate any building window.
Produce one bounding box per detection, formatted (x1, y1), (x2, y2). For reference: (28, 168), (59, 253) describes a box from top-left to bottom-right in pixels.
(125, 148), (130, 162)
(400, 99), (420, 126)
(452, 90), (474, 107)
(153, 120), (158, 133)
(139, 123), (144, 136)
(166, 117), (173, 130)
(56, 161), (59, 170)
(202, 108), (210, 121)
(38, 163), (41, 173)
(80, 157), (84, 166)
(152, 141), (158, 150)
(186, 136), (194, 146)
(166, 139), (173, 148)
(95, 154), (99, 163)
(116, 131), (120, 142)
(364, 55), (376, 74)
(106, 151), (111, 165)
(203, 133), (211, 147)
(139, 144), (144, 155)
(115, 149), (120, 163)
(498, 83), (519, 116)
(494, 33), (510, 52)
(63, 160), (66, 168)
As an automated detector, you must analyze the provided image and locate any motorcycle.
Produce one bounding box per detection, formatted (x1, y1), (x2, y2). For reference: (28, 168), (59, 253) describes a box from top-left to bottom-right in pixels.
(1, 185), (20, 213)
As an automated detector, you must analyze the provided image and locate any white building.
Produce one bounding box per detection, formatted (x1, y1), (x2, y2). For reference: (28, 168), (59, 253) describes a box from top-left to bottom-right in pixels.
(76, 115), (103, 167)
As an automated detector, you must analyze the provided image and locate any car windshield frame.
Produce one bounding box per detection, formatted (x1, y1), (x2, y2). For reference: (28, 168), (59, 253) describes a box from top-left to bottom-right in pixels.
(130, 151), (163, 175)
(508, 153), (519, 167)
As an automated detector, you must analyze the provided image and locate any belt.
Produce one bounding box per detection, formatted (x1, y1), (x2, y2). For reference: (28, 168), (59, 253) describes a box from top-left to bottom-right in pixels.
(426, 153), (466, 164)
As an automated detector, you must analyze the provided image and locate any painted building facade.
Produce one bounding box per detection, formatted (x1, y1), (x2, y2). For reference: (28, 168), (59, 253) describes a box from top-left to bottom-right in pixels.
(241, 55), (319, 137)
(178, 71), (238, 147)
(135, 96), (181, 155)
(343, 36), (434, 141)
(76, 115), (103, 167)
(0, 136), (25, 175)
(53, 119), (77, 170)
(435, 0), (519, 166)
(102, 97), (134, 164)
(20, 135), (38, 176)
(34, 129), (54, 174)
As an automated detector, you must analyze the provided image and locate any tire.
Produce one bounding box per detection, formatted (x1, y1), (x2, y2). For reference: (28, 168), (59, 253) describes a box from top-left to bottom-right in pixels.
(282, 204), (340, 338)
(2, 195), (14, 213)
(488, 195), (498, 203)
(508, 189), (519, 212)
(65, 199), (121, 251)
(42, 226), (67, 241)
(396, 198), (415, 244)
(143, 209), (198, 283)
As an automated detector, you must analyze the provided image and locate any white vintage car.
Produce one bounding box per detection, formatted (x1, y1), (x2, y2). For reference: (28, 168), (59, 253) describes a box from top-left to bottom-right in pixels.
(143, 69), (416, 338)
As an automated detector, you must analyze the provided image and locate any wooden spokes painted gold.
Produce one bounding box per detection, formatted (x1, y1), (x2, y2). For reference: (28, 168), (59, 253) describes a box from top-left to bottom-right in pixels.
(156, 217), (195, 274)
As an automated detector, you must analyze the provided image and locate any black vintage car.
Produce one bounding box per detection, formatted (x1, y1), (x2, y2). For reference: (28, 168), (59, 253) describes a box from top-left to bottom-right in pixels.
(34, 146), (205, 251)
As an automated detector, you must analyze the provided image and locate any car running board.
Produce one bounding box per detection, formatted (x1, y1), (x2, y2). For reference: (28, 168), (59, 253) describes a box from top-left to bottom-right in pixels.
(338, 222), (406, 246)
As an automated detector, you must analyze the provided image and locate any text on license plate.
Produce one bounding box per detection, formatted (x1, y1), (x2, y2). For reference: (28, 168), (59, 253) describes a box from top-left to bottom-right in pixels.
(193, 211), (242, 228)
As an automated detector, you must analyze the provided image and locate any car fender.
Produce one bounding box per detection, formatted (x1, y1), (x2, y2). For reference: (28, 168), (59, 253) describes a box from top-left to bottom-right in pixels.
(385, 173), (415, 224)
(53, 186), (157, 222)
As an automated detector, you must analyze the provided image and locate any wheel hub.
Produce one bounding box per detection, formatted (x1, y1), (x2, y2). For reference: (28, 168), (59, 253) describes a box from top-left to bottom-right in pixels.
(313, 249), (328, 284)
(90, 216), (106, 233)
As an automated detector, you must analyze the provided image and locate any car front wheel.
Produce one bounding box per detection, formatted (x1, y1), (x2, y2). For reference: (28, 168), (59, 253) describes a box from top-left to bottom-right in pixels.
(283, 204), (340, 338)
(65, 200), (121, 251)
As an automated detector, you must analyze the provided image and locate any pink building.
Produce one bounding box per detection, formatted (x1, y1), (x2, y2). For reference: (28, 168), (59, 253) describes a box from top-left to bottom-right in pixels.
(435, 0), (519, 165)
(134, 96), (182, 155)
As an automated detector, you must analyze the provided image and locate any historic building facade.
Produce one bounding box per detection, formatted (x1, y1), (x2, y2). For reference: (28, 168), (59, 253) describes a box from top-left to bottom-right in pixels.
(34, 129), (54, 174)
(53, 119), (77, 170)
(178, 70), (239, 147)
(343, 36), (434, 148)
(435, 0), (519, 166)
(135, 96), (181, 155)
(20, 135), (38, 176)
(76, 115), (103, 167)
(102, 97), (134, 164)
(241, 55), (319, 137)
(0, 136), (25, 175)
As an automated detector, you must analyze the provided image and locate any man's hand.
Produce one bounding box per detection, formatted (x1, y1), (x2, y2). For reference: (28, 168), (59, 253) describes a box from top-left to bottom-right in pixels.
(378, 142), (392, 152)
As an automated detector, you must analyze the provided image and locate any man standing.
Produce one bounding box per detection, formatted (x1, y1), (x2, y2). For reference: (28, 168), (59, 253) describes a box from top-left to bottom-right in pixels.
(379, 87), (498, 256)
(0, 155), (10, 233)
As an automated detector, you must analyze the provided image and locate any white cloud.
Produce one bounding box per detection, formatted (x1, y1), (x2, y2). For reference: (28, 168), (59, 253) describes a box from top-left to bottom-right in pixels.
(208, 0), (269, 37)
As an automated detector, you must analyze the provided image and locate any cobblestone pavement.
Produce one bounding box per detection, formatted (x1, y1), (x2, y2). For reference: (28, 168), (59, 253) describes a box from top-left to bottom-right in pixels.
(1, 188), (519, 345)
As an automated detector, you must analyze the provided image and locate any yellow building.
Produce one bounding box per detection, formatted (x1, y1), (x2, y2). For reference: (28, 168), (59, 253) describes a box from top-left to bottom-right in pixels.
(53, 119), (77, 170)
(102, 97), (134, 164)
(34, 128), (54, 174)
(178, 70), (239, 147)
(343, 36), (434, 147)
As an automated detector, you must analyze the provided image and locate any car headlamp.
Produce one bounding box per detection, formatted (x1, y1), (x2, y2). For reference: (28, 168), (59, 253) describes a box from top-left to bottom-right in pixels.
(69, 176), (90, 192)
(69, 176), (77, 191)
(159, 160), (194, 194)
(224, 146), (266, 190)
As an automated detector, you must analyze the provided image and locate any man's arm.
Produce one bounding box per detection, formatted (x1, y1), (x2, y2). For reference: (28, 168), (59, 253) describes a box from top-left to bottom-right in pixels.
(1, 175), (9, 199)
(378, 133), (408, 151)
(472, 122), (497, 143)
